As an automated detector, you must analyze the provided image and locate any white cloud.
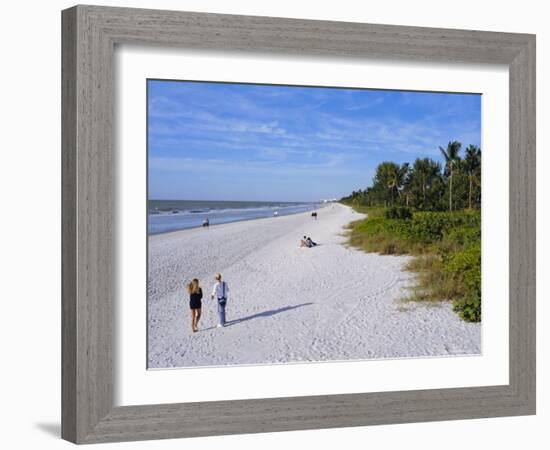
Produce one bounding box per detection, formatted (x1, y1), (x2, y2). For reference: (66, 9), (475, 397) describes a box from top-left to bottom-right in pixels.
(149, 153), (362, 178)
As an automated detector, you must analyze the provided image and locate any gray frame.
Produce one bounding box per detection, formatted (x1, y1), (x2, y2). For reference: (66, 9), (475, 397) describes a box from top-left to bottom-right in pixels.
(62, 5), (536, 444)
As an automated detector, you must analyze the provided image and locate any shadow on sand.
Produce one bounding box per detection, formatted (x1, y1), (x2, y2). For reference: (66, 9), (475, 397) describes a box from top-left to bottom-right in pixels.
(225, 302), (313, 327)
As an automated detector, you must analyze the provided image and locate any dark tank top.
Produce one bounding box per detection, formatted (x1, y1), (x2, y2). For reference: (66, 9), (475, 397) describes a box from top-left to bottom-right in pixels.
(191, 289), (202, 300)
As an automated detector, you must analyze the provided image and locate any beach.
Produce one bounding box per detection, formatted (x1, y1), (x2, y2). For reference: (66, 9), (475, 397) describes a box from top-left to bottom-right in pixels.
(148, 203), (481, 368)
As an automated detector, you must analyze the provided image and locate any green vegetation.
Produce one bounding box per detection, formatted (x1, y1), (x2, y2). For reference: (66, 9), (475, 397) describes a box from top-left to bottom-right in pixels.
(341, 141), (481, 322)
(385, 206), (413, 220)
(341, 141), (481, 212)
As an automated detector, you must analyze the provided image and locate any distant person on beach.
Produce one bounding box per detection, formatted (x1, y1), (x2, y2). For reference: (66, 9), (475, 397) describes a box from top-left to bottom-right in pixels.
(306, 236), (318, 247)
(300, 236), (317, 248)
(211, 273), (229, 327)
(202, 217), (209, 227)
(311, 211), (317, 220)
(187, 278), (203, 333)
(274, 211), (278, 217)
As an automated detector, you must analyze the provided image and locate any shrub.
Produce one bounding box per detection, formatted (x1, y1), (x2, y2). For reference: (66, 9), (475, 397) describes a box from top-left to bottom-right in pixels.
(453, 294), (481, 322)
(405, 211), (480, 244)
(385, 206), (413, 220)
(443, 225), (480, 248)
(444, 243), (481, 322)
(443, 243), (481, 290)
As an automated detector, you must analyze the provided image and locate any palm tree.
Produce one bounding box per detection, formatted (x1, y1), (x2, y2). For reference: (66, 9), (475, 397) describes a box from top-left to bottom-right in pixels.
(463, 145), (481, 209)
(439, 141), (462, 212)
(411, 158), (442, 209)
(386, 163), (409, 206)
(374, 162), (400, 206)
(402, 166), (413, 207)
(398, 162), (410, 204)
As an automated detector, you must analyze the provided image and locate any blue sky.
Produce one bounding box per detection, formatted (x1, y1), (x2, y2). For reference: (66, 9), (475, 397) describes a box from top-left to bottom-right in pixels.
(148, 80), (480, 202)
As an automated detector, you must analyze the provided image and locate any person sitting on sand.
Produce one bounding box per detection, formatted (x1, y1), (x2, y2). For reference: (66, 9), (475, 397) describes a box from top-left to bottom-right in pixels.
(187, 278), (203, 333)
(300, 237), (311, 248)
(306, 236), (318, 247)
(211, 273), (229, 327)
(300, 236), (316, 248)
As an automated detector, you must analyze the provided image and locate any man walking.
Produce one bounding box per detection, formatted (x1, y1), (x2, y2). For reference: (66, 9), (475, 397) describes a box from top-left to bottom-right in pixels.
(211, 272), (229, 327)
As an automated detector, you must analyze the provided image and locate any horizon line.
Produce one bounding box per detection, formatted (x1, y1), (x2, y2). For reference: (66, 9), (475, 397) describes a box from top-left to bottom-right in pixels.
(148, 198), (337, 203)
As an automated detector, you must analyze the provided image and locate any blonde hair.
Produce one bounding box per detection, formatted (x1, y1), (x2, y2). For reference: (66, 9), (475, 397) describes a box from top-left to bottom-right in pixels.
(214, 272), (222, 281)
(187, 278), (200, 294)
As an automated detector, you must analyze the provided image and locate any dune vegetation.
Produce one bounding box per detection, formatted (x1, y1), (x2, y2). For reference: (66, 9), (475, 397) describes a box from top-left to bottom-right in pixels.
(341, 141), (481, 322)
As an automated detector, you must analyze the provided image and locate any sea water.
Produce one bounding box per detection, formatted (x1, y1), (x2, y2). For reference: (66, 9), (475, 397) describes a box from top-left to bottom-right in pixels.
(148, 200), (320, 234)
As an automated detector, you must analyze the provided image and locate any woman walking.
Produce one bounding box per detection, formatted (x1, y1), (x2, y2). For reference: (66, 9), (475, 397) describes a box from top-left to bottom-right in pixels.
(211, 273), (229, 327)
(187, 278), (203, 332)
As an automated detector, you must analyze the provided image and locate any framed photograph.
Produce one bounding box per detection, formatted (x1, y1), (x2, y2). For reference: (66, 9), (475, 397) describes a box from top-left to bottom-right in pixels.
(62, 5), (536, 444)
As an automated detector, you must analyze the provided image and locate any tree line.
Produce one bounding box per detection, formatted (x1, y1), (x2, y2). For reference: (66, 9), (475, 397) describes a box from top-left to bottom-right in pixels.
(341, 141), (481, 211)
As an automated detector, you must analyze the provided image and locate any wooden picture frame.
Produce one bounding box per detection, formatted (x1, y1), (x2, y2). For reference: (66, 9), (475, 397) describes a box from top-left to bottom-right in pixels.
(61, 5), (536, 444)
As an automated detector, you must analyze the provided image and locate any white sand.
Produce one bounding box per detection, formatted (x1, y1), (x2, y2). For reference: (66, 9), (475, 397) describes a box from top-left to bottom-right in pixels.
(148, 203), (480, 368)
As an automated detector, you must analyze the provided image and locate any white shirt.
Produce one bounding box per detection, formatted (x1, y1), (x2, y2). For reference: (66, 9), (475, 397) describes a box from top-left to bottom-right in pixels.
(212, 281), (229, 299)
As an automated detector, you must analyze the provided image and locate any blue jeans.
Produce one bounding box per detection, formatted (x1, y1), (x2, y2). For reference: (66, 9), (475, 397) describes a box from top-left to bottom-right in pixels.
(217, 299), (227, 325)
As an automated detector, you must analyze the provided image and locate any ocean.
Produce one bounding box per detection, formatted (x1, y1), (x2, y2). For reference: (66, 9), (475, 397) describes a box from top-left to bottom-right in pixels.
(148, 200), (320, 234)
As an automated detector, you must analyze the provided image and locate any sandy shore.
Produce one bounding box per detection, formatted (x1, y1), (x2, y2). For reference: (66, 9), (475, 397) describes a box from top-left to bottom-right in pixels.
(148, 203), (480, 368)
